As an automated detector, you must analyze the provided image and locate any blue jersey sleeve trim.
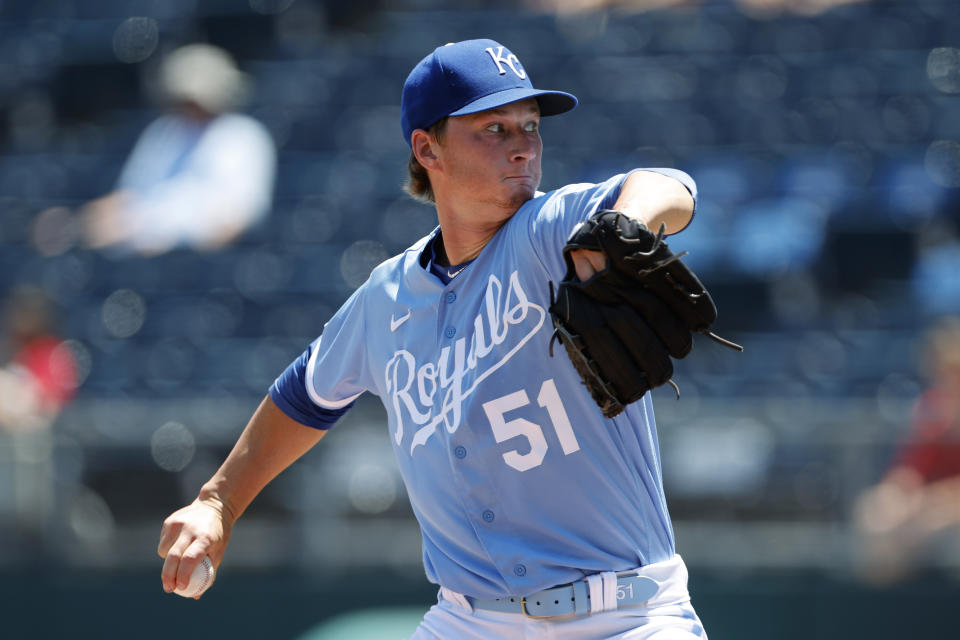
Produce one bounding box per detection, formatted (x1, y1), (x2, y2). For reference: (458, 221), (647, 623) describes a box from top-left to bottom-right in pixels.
(270, 344), (354, 430)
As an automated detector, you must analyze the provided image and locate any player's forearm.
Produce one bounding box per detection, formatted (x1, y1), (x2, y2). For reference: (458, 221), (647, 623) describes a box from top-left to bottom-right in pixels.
(613, 170), (694, 235)
(197, 395), (326, 523)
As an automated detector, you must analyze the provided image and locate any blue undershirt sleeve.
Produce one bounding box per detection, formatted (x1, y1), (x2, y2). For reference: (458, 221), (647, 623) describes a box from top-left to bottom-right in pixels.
(269, 340), (354, 430)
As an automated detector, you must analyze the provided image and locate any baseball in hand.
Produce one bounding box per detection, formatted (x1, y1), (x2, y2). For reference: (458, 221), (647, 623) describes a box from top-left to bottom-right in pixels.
(173, 556), (215, 598)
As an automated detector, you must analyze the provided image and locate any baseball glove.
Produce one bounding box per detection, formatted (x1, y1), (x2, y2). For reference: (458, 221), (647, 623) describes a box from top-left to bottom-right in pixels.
(548, 209), (742, 418)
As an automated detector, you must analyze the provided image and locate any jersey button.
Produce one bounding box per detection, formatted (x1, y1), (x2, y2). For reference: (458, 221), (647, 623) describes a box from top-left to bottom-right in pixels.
(454, 445), (467, 459)
(514, 564), (527, 577)
(444, 326), (456, 338)
(445, 292), (457, 304)
(482, 509), (495, 523)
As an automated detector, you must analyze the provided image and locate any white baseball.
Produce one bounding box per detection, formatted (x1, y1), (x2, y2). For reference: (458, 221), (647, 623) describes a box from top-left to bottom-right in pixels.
(173, 556), (216, 598)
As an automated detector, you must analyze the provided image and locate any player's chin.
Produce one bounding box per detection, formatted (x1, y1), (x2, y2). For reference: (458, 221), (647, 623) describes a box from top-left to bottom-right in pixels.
(501, 180), (538, 207)
(502, 192), (535, 211)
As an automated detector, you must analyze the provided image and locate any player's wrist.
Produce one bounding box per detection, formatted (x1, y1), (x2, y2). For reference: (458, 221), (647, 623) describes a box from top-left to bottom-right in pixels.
(195, 486), (239, 525)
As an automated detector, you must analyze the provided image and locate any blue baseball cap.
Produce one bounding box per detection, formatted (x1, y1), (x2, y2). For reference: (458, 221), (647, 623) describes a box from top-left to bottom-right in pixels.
(400, 39), (578, 146)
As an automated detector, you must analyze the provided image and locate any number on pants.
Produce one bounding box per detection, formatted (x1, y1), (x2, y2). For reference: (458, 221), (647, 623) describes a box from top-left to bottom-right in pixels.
(482, 379), (581, 472)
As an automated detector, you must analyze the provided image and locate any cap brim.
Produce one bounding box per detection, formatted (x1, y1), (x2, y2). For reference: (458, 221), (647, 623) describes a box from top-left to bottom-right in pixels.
(448, 87), (578, 118)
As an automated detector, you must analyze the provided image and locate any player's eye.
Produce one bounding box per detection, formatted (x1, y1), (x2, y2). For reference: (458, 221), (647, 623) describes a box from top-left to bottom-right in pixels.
(524, 121), (539, 133)
(486, 123), (504, 133)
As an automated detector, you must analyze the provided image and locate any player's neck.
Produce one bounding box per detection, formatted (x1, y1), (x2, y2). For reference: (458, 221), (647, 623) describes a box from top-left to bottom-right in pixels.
(433, 229), (488, 266)
(434, 203), (513, 265)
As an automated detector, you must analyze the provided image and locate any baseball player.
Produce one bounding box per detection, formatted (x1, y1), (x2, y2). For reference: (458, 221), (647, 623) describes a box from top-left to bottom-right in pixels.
(159, 39), (731, 639)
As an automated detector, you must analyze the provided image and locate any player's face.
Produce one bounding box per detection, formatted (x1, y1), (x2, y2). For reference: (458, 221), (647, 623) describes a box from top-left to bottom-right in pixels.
(439, 99), (542, 213)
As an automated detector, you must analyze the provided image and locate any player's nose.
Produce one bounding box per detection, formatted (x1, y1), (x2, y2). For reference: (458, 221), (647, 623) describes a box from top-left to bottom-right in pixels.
(509, 135), (539, 163)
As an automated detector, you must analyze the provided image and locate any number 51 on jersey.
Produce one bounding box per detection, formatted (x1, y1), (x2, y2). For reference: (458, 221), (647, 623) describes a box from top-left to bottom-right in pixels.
(482, 379), (581, 472)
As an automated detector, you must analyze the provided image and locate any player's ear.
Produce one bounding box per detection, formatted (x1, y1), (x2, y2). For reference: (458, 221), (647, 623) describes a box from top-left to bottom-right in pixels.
(411, 129), (441, 171)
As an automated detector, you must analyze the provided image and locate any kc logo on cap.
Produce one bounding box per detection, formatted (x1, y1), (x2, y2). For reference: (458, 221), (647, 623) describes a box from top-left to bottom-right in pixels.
(485, 46), (526, 79)
(400, 39), (577, 146)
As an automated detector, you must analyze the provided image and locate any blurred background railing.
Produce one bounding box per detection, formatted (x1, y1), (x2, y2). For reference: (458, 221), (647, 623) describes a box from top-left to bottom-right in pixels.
(1, 0), (959, 638)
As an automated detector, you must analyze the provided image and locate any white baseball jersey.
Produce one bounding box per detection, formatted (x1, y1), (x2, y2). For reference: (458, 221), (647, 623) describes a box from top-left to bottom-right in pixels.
(271, 168), (697, 601)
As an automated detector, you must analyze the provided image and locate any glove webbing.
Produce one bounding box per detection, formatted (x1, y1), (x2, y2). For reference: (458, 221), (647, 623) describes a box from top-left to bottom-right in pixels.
(626, 222), (743, 353)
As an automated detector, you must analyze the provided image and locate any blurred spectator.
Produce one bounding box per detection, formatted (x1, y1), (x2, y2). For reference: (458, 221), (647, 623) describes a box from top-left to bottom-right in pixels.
(81, 44), (277, 256)
(0, 287), (77, 431)
(0, 287), (77, 539)
(853, 317), (960, 584)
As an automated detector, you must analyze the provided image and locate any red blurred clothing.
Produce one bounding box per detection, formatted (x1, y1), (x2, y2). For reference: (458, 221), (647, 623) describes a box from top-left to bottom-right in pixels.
(13, 336), (77, 411)
(895, 389), (960, 484)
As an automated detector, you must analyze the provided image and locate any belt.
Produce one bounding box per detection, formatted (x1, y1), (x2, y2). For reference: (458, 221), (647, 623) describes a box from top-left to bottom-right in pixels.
(467, 571), (659, 618)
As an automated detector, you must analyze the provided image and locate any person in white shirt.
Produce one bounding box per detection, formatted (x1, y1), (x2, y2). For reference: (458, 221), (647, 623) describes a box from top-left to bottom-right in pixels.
(82, 44), (276, 256)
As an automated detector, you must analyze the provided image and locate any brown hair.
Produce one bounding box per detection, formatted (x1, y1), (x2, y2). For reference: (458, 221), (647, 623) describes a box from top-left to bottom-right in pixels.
(404, 118), (448, 204)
